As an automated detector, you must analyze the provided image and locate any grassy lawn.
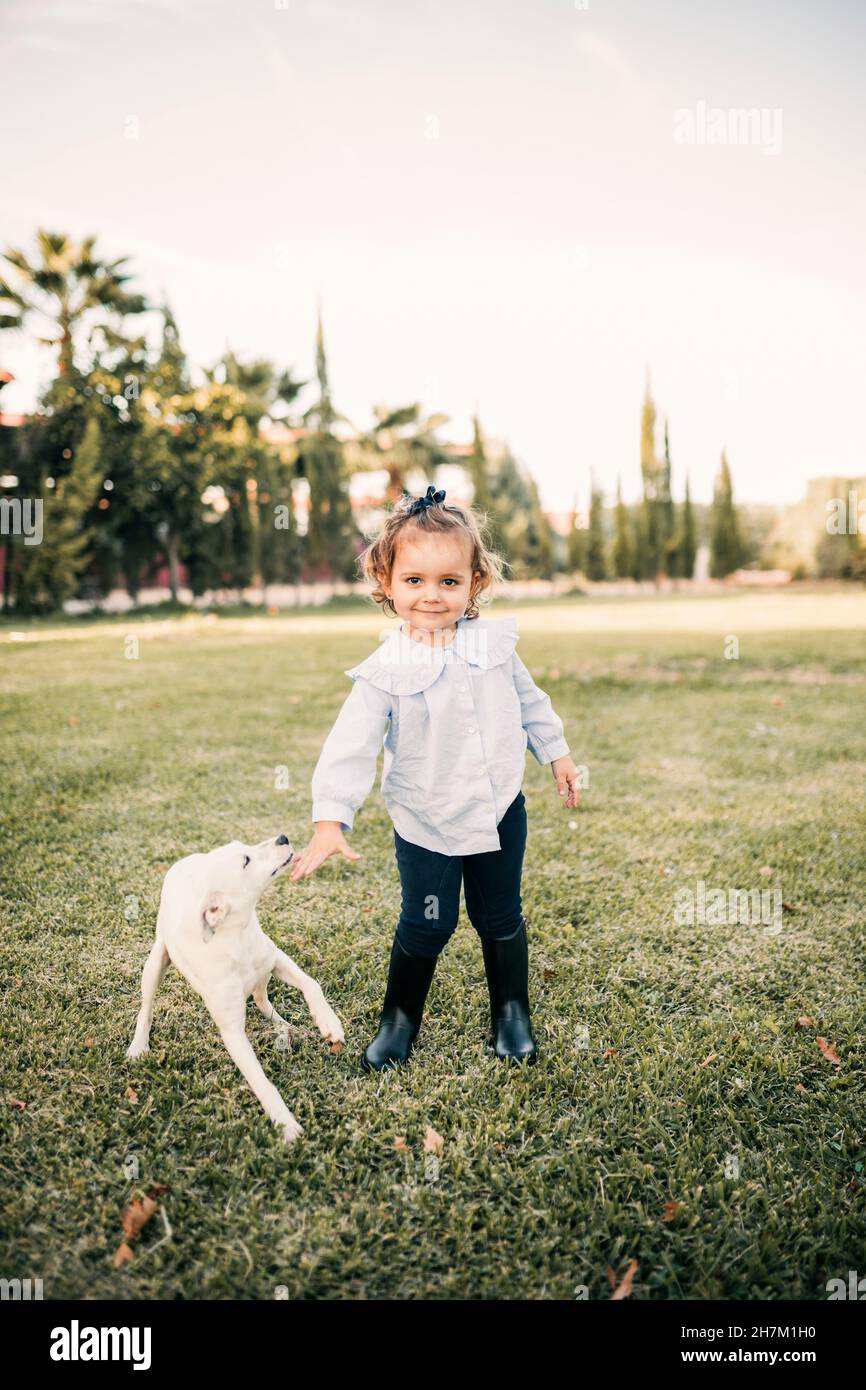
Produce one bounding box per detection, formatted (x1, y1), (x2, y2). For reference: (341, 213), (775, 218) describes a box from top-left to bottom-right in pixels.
(1, 591), (865, 1300)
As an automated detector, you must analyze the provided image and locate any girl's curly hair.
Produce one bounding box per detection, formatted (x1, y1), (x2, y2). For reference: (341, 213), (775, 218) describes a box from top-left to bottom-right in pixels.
(358, 490), (506, 620)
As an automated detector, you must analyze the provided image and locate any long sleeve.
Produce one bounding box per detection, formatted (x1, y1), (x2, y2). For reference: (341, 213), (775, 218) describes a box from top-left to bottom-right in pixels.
(511, 653), (570, 765)
(310, 677), (392, 831)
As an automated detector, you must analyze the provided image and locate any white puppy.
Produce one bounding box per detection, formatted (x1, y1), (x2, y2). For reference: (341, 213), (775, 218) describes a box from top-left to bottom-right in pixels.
(127, 834), (344, 1144)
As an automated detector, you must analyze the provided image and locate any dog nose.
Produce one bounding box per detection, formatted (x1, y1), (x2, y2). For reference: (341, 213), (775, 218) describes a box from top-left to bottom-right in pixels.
(276, 835), (289, 846)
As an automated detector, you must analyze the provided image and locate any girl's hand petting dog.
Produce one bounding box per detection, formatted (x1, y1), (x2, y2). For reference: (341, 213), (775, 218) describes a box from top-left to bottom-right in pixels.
(551, 754), (582, 810)
(289, 821), (361, 881)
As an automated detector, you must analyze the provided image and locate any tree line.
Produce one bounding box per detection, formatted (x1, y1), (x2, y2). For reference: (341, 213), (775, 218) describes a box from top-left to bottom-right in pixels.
(565, 381), (746, 583)
(0, 230), (748, 615)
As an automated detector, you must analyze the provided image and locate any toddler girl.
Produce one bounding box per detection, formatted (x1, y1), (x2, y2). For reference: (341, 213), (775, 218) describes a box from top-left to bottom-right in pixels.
(290, 484), (580, 1070)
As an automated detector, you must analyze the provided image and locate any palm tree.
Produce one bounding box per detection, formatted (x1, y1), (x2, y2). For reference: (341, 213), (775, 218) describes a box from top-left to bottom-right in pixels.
(204, 349), (306, 431)
(0, 230), (148, 376)
(201, 349), (308, 595)
(351, 402), (451, 503)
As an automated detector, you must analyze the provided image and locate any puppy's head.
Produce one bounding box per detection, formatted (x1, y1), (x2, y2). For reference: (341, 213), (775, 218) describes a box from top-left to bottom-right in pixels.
(199, 835), (297, 941)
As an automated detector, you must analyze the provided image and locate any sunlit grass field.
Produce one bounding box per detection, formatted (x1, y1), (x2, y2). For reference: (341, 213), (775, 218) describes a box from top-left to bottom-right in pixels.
(1, 590), (865, 1300)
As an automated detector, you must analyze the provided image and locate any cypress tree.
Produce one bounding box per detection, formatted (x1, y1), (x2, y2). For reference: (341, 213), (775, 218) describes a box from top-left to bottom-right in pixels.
(586, 476), (607, 580)
(258, 450), (302, 599)
(467, 414), (493, 516)
(613, 477), (634, 578)
(300, 306), (356, 580)
(709, 450), (744, 578)
(639, 376), (662, 579)
(660, 418), (676, 574)
(565, 493), (585, 574)
(523, 473), (555, 579)
(678, 472), (697, 579)
(13, 409), (103, 613)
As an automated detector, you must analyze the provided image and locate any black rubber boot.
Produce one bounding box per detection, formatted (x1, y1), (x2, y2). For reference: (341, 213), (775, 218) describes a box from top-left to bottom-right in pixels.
(360, 935), (438, 1072)
(481, 919), (538, 1063)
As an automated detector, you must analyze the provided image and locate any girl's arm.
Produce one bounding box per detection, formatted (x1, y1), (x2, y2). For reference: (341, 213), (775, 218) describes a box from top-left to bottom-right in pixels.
(310, 677), (392, 830)
(511, 653), (570, 765)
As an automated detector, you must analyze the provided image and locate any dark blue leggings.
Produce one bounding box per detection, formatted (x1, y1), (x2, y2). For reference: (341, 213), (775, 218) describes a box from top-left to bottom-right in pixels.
(393, 791), (527, 958)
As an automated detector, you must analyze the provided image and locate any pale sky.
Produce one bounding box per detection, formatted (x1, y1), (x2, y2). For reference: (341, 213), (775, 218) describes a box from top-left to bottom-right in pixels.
(2, 0), (865, 509)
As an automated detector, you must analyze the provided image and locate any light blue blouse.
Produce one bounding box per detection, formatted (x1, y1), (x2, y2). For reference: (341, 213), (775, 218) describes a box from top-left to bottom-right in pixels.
(310, 614), (571, 856)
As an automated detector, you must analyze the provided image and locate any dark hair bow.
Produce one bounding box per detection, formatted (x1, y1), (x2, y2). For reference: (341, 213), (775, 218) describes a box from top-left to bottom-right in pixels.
(406, 484), (446, 517)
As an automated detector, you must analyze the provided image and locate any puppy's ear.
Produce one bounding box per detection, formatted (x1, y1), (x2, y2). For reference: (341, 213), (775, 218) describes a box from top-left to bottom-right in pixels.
(201, 891), (227, 942)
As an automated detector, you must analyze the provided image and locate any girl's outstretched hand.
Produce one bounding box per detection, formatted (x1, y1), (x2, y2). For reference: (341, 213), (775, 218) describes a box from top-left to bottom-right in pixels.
(550, 755), (582, 810)
(289, 822), (361, 881)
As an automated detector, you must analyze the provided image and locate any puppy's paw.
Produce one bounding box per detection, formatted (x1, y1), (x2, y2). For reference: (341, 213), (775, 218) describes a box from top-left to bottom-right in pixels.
(315, 1005), (345, 1045)
(281, 1115), (303, 1145)
(126, 1039), (149, 1059)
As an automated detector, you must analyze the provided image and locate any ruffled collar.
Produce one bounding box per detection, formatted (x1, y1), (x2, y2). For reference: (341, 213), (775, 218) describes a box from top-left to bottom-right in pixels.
(345, 615), (519, 694)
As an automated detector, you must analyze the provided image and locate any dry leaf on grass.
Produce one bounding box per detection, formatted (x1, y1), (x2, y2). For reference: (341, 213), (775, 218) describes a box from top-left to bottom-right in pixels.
(661, 1201), (680, 1223)
(796, 1015), (813, 1029)
(816, 1037), (841, 1067)
(393, 1136), (409, 1152)
(114, 1193), (159, 1268)
(8, 1097), (26, 1110)
(424, 1126), (444, 1155)
(121, 1196), (157, 1240)
(608, 1258), (639, 1300)
(125, 1086), (138, 1104)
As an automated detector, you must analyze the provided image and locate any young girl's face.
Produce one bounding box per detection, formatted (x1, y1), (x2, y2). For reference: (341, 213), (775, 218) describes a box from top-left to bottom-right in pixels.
(383, 528), (479, 633)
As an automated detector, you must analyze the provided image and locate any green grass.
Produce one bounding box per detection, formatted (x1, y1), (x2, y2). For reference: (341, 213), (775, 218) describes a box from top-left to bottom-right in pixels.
(1, 593), (865, 1300)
